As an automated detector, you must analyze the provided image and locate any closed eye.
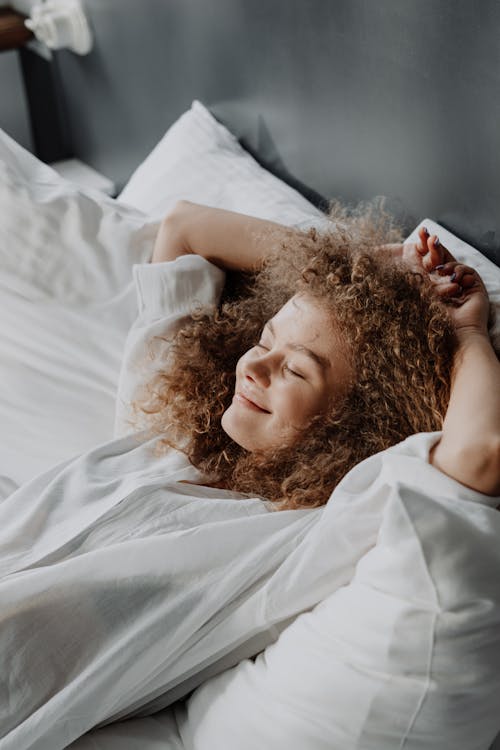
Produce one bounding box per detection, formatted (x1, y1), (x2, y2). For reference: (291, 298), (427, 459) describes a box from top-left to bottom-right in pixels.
(284, 364), (304, 379)
(256, 342), (305, 379)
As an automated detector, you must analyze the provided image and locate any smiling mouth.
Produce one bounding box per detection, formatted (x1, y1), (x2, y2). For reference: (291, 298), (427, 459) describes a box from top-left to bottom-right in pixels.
(234, 393), (270, 413)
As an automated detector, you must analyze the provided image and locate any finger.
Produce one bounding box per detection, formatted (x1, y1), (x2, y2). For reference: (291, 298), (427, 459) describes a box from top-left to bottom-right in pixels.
(434, 264), (476, 291)
(433, 260), (461, 276)
(433, 261), (454, 275)
(461, 271), (477, 288)
(428, 270), (463, 294)
(432, 280), (464, 300)
(417, 226), (430, 255)
(420, 234), (440, 271)
(450, 265), (477, 286)
(434, 236), (457, 264)
(445, 263), (470, 283)
(426, 235), (444, 270)
(427, 234), (456, 267)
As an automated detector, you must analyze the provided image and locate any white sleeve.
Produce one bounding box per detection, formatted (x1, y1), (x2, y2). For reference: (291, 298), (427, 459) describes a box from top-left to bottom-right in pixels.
(114, 255), (225, 438)
(376, 431), (500, 509)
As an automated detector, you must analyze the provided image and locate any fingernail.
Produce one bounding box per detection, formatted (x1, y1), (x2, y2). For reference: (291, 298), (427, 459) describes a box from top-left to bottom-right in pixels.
(434, 237), (440, 247)
(423, 226), (429, 234)
(435, 264), (445, 270)
(450, 272), (457, 282)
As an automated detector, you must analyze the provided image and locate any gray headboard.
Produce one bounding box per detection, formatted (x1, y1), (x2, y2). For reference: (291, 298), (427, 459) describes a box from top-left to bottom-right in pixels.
(27, 0), (500, 266)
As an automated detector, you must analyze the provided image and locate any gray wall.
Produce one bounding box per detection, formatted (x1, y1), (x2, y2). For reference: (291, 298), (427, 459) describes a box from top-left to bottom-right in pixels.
(9, 0), (500, 264)
(0, 50), (32, 150)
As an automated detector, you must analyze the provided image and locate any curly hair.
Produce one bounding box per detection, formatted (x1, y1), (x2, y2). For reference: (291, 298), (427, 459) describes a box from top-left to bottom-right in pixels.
(134, 201), (459, 510)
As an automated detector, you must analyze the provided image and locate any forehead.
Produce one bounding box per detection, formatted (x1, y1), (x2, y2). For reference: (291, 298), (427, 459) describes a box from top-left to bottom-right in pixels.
(270, 294), (333, 338)
(268, 294), (340, 363)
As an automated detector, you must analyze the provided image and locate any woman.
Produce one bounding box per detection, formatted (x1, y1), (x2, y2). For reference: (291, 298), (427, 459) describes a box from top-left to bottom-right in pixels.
(124, 199), (499, 503)
(3, 200), (499, 750)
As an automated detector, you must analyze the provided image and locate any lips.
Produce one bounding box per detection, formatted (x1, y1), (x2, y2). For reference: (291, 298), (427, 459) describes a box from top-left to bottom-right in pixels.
(234, 391), (270, 413)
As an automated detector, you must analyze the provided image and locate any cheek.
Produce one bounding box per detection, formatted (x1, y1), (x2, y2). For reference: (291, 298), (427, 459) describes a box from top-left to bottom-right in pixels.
(277, 384), (318, 418)
(279, 387), (331, 429)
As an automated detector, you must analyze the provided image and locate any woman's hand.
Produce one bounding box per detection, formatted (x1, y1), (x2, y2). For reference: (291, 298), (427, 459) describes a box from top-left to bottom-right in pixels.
(381, 228), (490, 339)
(414, 227), (490, 340)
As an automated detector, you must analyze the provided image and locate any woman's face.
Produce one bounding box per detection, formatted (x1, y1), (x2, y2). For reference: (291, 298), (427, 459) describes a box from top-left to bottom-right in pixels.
(221, 294), (352, 452)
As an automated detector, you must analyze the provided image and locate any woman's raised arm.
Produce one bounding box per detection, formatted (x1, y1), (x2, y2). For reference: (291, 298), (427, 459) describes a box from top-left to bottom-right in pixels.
(151, 200), (294, 270)
(434, 328), (500, 496)
(418, 231), (500, 496)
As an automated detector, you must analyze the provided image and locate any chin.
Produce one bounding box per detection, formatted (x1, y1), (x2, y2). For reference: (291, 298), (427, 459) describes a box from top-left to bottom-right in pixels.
(221, 406), (258, 452)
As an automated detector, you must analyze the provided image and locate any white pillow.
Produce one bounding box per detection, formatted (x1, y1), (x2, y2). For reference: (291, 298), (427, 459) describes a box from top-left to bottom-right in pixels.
(118, 100), (326, 228)
(180, 483), (500, 750)
(0, 130), (157, 487)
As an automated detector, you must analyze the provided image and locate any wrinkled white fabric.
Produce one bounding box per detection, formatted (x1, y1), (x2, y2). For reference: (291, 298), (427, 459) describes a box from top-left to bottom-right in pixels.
(0, 255), (323, 750)
(0, 127), (157, 486)
(67, 429), (500, 750)
(2, 255), (497, 750)
(113, 255), (224, 439)
(177, 464), (500, 750)
(0, 427), (322, 750)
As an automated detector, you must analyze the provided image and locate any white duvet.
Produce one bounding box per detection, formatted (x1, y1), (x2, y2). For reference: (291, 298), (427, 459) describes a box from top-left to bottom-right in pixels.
(4, 254), (494, 750)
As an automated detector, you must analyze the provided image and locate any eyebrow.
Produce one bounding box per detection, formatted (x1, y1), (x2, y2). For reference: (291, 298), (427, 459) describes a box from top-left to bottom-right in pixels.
(266, 321), (330, 371)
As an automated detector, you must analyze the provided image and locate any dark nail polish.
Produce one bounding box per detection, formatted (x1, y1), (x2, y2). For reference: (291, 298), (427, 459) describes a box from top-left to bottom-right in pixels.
(423, 226), (429, 234)
(434, 237), (440, 247)
(435, 264), (445, 270)
(450, 272), (457, 282)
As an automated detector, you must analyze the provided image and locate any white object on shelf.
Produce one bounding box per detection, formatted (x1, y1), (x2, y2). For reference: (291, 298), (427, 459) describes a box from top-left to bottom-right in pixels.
(24, 0), (93, 55)
(50, 159), (115, 196)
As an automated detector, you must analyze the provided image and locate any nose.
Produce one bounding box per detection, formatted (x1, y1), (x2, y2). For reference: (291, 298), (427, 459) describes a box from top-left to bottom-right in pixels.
(244, 352), (271, 387)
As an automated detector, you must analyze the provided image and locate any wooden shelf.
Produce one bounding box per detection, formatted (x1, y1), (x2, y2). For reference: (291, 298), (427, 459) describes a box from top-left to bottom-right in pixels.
(0, 7), (33, 52)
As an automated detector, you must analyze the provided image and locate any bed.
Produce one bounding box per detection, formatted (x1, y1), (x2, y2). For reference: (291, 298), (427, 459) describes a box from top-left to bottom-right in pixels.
(1, 2), (500, 749)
